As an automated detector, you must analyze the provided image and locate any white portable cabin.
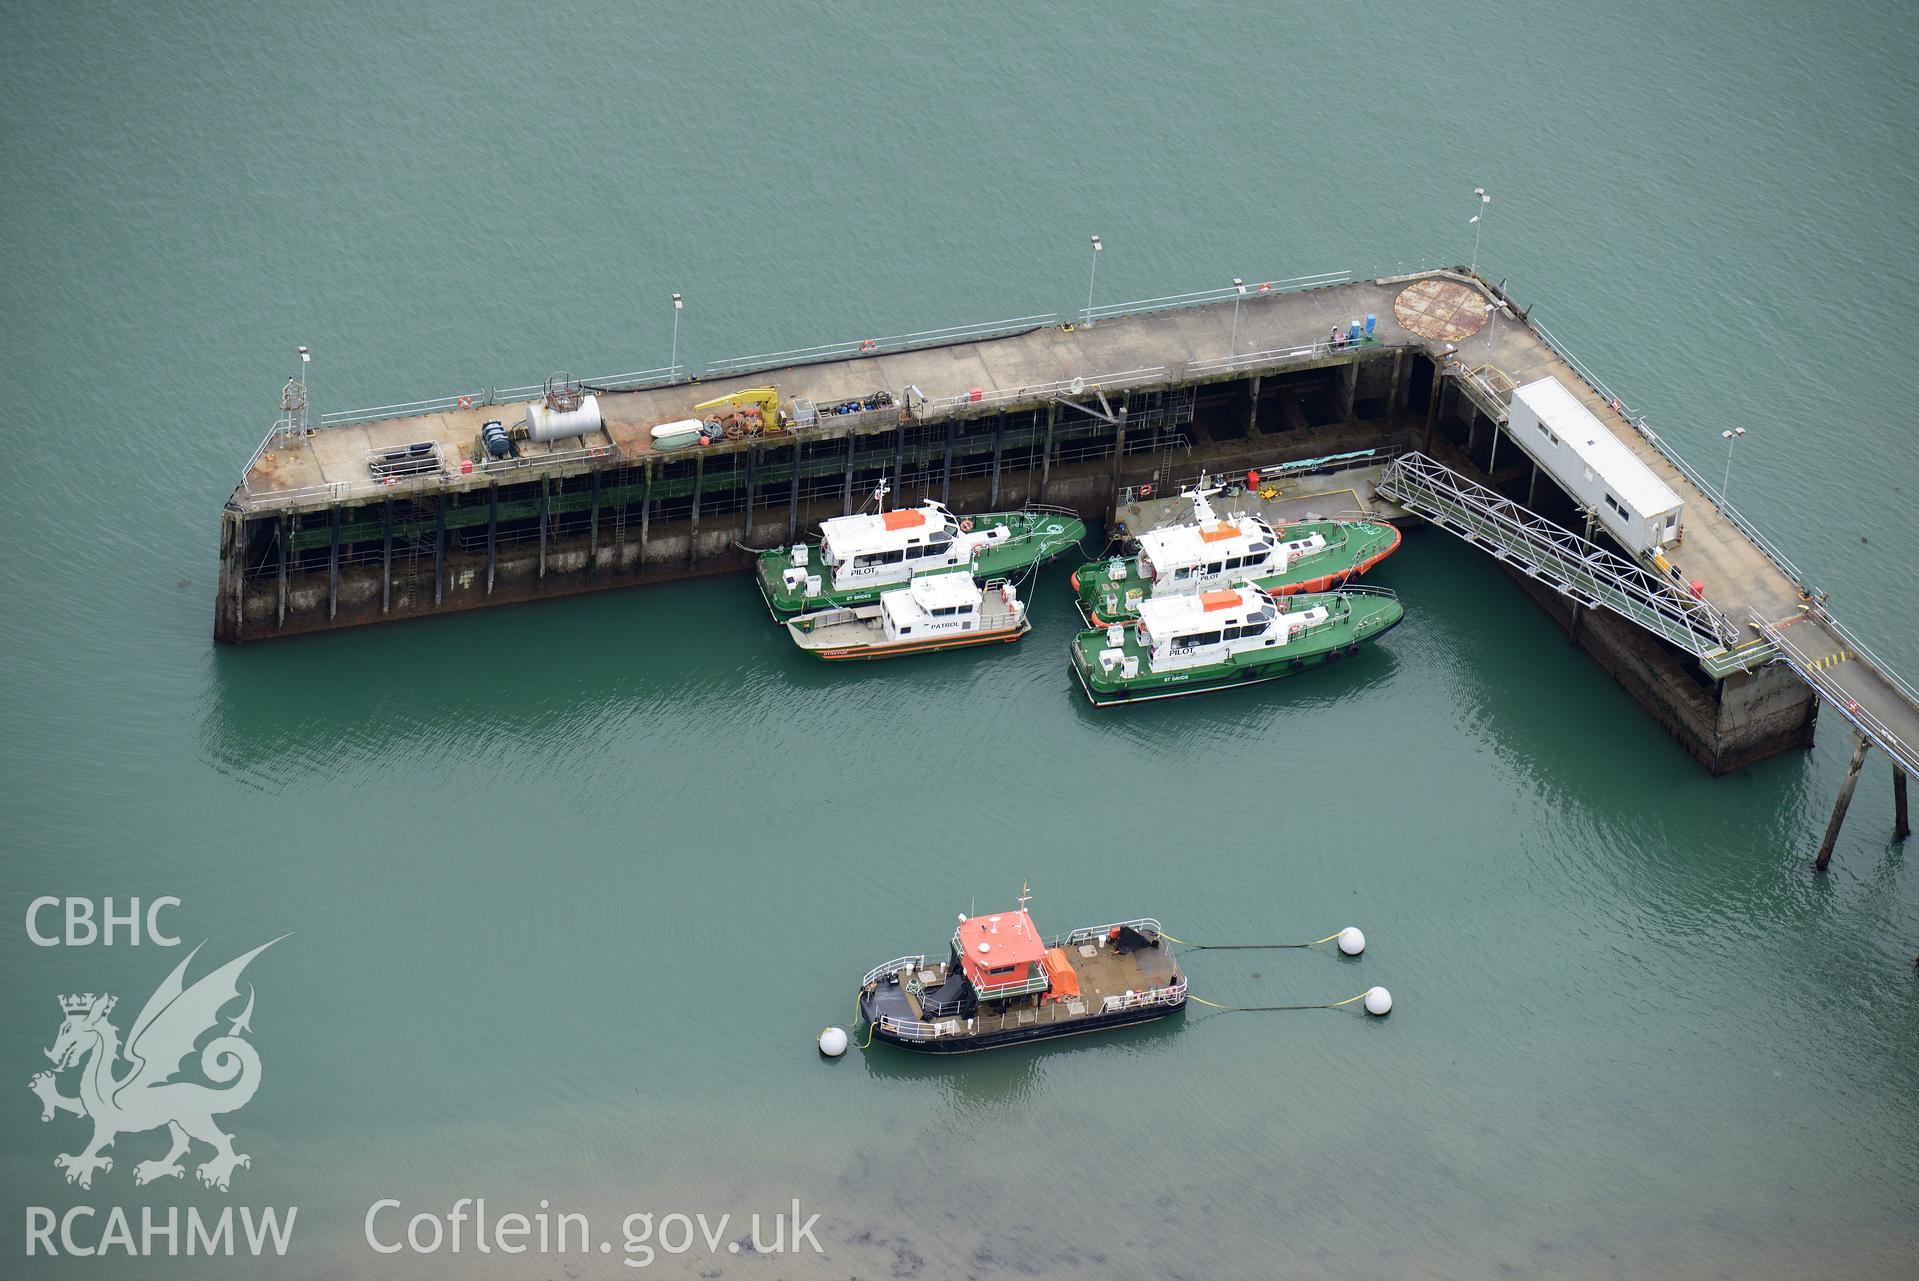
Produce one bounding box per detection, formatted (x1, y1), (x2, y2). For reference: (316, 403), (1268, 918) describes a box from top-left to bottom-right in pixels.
(1506, 377), (1684, 557)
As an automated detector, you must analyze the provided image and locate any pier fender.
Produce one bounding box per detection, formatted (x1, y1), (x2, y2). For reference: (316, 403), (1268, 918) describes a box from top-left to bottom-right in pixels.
(1337, 927), (1366, 956)
(818, 1027), (849, 1057)
(1363, 987), (1393, 1017)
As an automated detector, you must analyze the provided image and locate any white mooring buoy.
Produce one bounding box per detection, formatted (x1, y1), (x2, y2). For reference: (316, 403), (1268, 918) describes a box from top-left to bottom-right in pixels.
(818, 1026), (849, 1057)
(1337, 926), (1366, 956)
(1363, 986), (1393, 1017)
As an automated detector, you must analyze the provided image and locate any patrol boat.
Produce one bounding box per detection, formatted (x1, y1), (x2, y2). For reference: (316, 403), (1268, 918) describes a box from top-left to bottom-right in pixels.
(786, 573), (1028, 660)
(755, 484), (1085, 620)
(1070, 482), (1398, 625)
(1070, 584), (1403, 706)
(857, 890), (1185, 1054)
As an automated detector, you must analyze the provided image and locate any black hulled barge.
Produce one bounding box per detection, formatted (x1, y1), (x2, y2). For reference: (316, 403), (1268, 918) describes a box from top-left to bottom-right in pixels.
(857, 893), (1186, 1054)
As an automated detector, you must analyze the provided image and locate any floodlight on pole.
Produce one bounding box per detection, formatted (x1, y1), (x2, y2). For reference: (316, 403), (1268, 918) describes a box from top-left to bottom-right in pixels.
(1084, 235), (1103, 328)
(1470, 187), (1491, 276)
(1230, 278), (1246, 360)
(670, 293), (684, 377)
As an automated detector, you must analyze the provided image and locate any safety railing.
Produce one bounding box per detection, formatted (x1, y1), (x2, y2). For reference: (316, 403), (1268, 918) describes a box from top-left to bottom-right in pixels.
(1378, 452), (1741, 655)
(913, 366), (1170, 418)
(1753, 614), (1919, 774)
(1083, 271), (1350, 326)
(703, 314), (1058, 377)
(316, 366), (679, 429)
(1099, 980), (1189, 1013)
(859, 955), (926, 989)
(1185, 332), (1388, 377)
(1814, 608), (1919, 712)
(1055, 917), (1165, 948)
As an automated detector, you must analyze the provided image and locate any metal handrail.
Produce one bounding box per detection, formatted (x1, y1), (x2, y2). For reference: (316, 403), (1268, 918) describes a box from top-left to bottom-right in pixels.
(703, 313), (1058, 376)
(859, 955), (926, 988)
(1083, 271), (1350, 325)
(1753, 615), (1919, 773)
(1814, 609), (1919, 710)
(1185, 333), (1389, 376)
(917, 366), (1170, 417)
(1379, 452), (1739, 654)
(1099, 980), (1189, 1013)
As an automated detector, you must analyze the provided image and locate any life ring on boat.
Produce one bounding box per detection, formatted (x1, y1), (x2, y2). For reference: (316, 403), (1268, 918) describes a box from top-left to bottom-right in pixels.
(959, 518), (975, 533)
(859, 339), (877, 351)
(457, 396), (472, 409)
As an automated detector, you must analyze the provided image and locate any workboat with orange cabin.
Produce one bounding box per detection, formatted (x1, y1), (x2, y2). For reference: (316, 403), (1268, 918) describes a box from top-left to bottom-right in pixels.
(785, 571), (1028, 659)
(856, 890), (1185, 1054)
(1070, 479), (1398, 625)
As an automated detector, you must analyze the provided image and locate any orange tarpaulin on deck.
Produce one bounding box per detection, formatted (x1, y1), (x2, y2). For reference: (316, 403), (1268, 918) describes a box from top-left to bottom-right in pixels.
(1042, 947), (1080, 1002)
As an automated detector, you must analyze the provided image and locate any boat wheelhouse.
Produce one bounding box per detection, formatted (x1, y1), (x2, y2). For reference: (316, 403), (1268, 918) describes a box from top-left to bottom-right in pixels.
(754, 487), (1085, 619)
(857, 894), (1185, 1054)
(1070, 583), (1403, 706)
(786, 573), (1028, 660)
(1071, 485), (1399, 625)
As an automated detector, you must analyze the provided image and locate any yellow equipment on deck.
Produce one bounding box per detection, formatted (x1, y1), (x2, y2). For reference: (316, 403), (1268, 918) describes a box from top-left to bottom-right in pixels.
(692, 387), (786, 434)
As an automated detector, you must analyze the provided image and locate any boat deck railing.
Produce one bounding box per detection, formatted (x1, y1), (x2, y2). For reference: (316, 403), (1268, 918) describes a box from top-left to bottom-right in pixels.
(875, 978), (1187, 1042)
(859, 955), (926, 989)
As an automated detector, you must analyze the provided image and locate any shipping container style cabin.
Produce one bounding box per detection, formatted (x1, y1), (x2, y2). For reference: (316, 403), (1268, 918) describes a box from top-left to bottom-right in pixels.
(1506, 377), (1684, 558)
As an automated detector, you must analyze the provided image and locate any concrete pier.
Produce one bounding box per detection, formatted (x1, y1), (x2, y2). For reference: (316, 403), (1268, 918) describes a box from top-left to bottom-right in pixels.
(216, 268), (1909, 775)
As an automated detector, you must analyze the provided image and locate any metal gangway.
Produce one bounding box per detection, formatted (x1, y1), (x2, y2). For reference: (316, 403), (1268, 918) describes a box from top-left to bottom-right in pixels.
(1376, 452), (1743, 663)
(1750, 611), (1919, 778)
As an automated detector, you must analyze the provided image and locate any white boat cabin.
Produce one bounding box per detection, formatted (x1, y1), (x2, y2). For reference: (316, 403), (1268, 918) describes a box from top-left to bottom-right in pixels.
(879, 573), (1022, 642)
(1134, 489), (1327, 597)
(782, 500), (1009, 593)
(1103, 587), (1330, 675)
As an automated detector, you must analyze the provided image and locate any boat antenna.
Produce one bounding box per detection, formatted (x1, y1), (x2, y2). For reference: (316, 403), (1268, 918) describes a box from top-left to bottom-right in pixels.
(1016, 881), (1031, 935)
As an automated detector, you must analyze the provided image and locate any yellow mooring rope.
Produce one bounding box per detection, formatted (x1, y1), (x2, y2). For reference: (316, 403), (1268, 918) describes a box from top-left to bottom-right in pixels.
(1160, 931), (1344, 951)
(1188, 991), (1369, 1014)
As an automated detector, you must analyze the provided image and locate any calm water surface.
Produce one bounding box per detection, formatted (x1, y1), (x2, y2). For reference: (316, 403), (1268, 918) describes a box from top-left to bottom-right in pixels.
(2, 1), (1916, 1277)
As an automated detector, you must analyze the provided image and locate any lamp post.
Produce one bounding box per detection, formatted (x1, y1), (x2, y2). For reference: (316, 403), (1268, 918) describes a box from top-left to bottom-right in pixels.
(1469, 187), (1491, 276)
(1229, 278), (1246, 362)
(1084, 235), (1103, 327)
(670, 293), (683, 376)
(1720, 427), (1746, 510)
(294, 345), (311, 437)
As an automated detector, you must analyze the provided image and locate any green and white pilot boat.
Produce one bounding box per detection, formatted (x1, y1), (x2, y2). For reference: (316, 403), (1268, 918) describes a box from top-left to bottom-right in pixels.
(1071, 481), (1399, 626)
(1070, 584), (1403, 706)
(755, 484), (1085, 620)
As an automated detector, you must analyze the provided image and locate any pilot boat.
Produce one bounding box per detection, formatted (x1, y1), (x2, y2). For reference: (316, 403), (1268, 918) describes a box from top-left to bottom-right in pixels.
(786, 573), (1028, 659)
(755, 484), (1085, 620)
(1070, 482), (1398, 625)
(1070, 584), (1403, 706)
(857, 890), (1185, 1054)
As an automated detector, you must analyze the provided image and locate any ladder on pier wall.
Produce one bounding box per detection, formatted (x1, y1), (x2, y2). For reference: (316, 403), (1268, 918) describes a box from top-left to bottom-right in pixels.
(1377, 452), (1742, 661)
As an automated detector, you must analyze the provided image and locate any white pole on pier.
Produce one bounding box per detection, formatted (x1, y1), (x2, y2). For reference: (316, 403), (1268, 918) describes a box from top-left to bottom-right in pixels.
(1084, 235), (1103, 328)
(670, 292), (684, 378)
(1229, 278), (1246, 362)
(1720, 427), (1746, 511)
(1469, 187), (1491, 276)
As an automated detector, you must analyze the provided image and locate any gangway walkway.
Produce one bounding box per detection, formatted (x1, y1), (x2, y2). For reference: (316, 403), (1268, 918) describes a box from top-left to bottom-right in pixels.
(1751, 611), (1919, 778)
(1376, 452), (1746, 667)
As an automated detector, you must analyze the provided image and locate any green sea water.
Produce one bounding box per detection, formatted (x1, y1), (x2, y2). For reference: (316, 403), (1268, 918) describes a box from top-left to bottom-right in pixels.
(2, 1), (1917, 1277)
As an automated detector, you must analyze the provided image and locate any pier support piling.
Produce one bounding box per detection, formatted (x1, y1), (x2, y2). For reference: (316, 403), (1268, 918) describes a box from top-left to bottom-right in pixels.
(327, 505), (341, 621)
(382, 497), (394, 612)
(1038, 404), (1057, 502)
(1896, 766), (1911, 842)
(276, 513), (289, 628)
(588, 467), (602, 574)
(786, 443), (801, 542)
(640, 463), (653, 567)
(1338, 362), (1358, 422)
(433, 492), (445, 607)
(537, 479), (549, 580)
(688, 452), (704, 569)
(485, 483), (498, 595)
(842, 434), (856, 515)
(1815, 730), (1872, 870)
(1107, 407), (1128, 513)
(741, 444), (758, 544)
(941, 419), (956, 504)
(988, 419), (1006, 506)
(1247, 375), (1263, 436)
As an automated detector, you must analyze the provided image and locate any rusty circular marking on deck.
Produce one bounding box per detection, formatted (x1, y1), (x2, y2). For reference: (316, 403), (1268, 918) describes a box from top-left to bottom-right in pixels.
(1392, 279), (1490, 342)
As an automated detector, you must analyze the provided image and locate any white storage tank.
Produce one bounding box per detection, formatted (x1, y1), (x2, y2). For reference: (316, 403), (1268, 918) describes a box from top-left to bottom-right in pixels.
(526, 394), (604, 442)
(1506, 377), (1683, 557)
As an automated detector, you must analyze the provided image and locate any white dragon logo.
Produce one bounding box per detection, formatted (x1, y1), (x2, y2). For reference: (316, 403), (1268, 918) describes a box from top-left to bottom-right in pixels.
(29, 937), (284, 1192)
